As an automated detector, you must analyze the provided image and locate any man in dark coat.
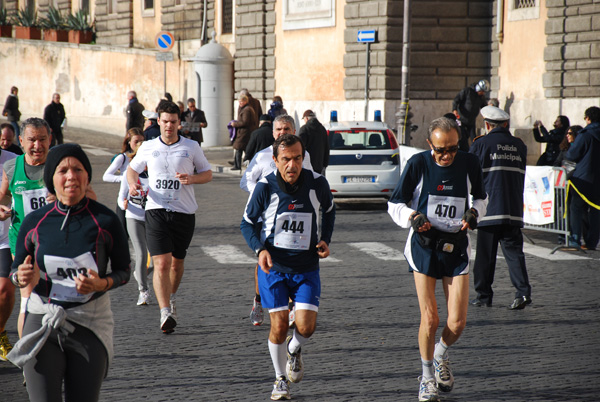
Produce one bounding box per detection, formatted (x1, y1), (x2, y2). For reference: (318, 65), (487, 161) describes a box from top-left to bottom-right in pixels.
(452, 80), (489, 142)
(469, 106), (532, 310)
(2, 86), (21, 139)
(230, 95), (258, 170)
(565, 106), (600, 250)
(298, 110), (329, 174)
(43, 93), (66, 147)
(181, 98), (208, 145)
(244, 114), (273, 163)
(126, 90), (145, 130)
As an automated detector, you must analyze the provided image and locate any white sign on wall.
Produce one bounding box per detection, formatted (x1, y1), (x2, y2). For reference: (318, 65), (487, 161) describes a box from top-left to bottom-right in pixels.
(283, 0), (335, 31)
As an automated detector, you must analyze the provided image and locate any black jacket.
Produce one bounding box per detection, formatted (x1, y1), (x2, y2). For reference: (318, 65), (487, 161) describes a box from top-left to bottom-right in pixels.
(43, 101), (66, 136)
(565, 122), (600, 204)
(533, 125), (565, 166)
(126, 98), (145, 130)
(470, 126), (527, 227)
(244, 122), (273, 162)
(298, 118), (329, 173)
(2, 95), (20, 122)
(452, 84), (487, 126)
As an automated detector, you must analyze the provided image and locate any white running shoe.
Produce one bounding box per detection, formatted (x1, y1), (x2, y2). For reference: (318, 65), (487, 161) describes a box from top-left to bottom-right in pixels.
(418, 376), (440, 402)
(160, 309), (177, 334)
(270, 376), (290, 400)
(137, 291), (150, 306)
(249, 297), (264, 326)
(286, 335), (304, 383)
(433, 355), (454, 392)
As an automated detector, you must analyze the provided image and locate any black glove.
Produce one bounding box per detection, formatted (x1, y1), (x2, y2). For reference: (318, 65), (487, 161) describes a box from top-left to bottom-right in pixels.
(462, 208), (479, 229)
(410, 212), (430, 231)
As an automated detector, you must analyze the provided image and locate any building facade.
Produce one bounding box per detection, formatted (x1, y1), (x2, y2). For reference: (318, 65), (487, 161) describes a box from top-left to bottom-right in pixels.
(0, 0), (598, 152)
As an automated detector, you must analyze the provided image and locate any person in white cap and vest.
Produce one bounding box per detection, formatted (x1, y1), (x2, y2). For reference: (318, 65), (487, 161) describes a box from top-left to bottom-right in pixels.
(469, 105), (532, 310)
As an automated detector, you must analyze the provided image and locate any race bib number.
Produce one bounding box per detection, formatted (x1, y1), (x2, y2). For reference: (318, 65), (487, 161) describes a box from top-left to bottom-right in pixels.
(274, 212), (311, 250)
(45, 252), (97, 303)
(23, 188), (48, 216)
(153, 173), (181, 202)
(427, 195), (465, 231)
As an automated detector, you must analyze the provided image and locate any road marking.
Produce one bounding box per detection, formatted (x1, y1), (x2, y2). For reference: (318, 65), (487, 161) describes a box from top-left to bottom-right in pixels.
(201, 245), (256, 264)
(81, 146), (113, 156)
(348, 242), (405, 261)
(523, 243), (590, 260)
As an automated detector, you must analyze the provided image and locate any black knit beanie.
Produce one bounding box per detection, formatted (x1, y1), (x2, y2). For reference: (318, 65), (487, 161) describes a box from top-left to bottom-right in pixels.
(44, 144), (92, 195)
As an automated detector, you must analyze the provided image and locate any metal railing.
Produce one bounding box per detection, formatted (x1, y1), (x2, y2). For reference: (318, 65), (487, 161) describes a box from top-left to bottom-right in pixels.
(523, 168), (580, 254)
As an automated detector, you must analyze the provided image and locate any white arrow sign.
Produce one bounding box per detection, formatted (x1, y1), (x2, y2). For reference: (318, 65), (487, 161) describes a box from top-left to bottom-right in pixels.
(357, 30), (377, 43)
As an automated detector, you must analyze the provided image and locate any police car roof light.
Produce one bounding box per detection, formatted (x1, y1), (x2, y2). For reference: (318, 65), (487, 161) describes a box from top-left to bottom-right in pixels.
(330, 110), (338, 123)
(374, 110), (382, 122)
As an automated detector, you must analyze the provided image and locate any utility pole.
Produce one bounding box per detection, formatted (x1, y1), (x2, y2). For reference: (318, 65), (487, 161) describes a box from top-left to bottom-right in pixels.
(396, 0), (412, 145)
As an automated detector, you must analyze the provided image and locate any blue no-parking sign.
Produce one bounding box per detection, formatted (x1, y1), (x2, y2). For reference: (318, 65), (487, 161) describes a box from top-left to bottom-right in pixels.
(155, 31), (175, 52)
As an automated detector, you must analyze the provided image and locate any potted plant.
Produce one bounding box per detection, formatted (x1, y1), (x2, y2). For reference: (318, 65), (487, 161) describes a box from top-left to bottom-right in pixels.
(66, 10), (93, 44)
(40, 6), (68, 42)
(14, 6), (41, 40)
(0, 7), (12, 38)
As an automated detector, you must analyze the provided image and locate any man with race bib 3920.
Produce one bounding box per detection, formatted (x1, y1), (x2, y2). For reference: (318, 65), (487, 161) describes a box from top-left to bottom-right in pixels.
(127, 101), (212, 334)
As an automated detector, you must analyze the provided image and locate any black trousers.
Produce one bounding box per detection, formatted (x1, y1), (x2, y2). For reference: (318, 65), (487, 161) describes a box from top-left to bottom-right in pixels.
(473, 225), (531, 304)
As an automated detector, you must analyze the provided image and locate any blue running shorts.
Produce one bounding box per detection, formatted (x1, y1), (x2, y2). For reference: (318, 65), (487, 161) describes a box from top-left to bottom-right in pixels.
(257, 268), (321, 311)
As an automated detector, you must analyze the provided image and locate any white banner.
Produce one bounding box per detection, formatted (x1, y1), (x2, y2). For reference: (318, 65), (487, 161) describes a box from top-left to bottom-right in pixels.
(523, 166), (555, 225)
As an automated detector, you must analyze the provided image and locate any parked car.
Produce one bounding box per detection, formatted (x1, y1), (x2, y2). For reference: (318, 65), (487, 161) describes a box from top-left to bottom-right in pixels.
(324, 118), (400, 197)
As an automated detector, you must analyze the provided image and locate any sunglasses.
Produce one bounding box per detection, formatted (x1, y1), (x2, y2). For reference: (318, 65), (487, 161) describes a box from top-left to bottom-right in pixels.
(431, 145), (459, 155)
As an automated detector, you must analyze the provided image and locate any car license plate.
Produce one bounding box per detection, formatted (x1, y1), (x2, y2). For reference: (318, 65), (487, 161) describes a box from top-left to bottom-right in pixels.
(343, 176), (375, 183)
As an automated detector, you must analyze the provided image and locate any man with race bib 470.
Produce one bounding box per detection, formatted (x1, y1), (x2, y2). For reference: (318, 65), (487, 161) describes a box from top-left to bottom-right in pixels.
(388, 117), (487, 402)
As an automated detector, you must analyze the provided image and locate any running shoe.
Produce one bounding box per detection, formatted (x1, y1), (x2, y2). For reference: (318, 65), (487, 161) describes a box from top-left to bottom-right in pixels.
(170, 296), (177, 320)
(249, 297), (264, 326)
(433, 355), (454, 392)
(418, 376), (440, 402)
(270, 376), (291, 400)
(160, 309), (177, 334)
(286, 335), (304, 383)
(0, 331), (12, 361)
(288, 305), (295, 328)
(137, 291), (150, 306)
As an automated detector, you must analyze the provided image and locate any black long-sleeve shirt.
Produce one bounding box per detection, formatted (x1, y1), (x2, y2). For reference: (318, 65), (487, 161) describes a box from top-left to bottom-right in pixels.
(11, 198), (130, 308)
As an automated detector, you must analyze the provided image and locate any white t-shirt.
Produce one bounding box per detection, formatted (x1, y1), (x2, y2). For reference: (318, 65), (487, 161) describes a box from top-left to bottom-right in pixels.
(128, 136), (211, 214)
(0, 149), (18, 249)
(240, 145), (313, 193)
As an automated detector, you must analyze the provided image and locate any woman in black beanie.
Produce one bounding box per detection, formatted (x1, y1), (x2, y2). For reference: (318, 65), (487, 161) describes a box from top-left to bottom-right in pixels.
(8, 143), (131, 402)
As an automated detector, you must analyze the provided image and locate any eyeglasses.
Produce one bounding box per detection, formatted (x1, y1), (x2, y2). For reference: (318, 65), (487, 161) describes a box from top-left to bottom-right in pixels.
(431, 145), (459, 155)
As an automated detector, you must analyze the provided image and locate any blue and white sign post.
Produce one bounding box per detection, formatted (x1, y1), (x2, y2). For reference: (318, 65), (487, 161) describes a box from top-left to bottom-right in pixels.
(357, 30), (377, 120)
(155, 31), (175, 94)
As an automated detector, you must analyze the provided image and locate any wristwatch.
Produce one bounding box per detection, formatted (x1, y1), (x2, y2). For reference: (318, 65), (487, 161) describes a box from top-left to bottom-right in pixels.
(255, 247), (266, 257)
(10, 272), (21, 288)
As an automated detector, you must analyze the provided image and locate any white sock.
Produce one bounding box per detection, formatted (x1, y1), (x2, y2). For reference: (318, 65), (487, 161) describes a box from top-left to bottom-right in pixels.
(287, 328), (309, 355)
(160, 307), (171, 316)
(421, 358), (434, 380)
(268, 340), (287, 379)
(434, 339), (449, 361)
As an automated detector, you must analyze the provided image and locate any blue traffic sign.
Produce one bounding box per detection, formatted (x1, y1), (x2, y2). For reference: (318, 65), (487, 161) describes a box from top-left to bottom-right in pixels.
(357, 30), (377, 43)
(155, 31), (175, 52)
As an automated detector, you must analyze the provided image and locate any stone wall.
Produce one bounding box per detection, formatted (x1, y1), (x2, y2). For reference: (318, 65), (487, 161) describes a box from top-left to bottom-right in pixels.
(544, 0), (600, 98)
(233, 0), (276, 104)
(343, 0), (494, 101)
(95, 0), (133, 47)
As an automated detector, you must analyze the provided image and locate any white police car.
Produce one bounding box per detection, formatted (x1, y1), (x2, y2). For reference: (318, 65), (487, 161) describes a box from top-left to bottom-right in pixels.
(324, 112), (400, 197)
